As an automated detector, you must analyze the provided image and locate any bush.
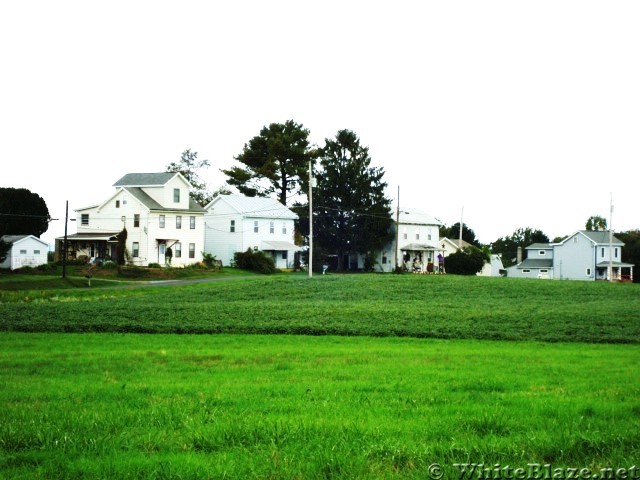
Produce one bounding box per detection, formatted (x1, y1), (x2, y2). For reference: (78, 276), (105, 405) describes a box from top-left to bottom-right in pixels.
(444, 246), (488, 275)
(101, 261), (117, 270)
(148, 263), (162, 268)
(233, 249), (276, 274)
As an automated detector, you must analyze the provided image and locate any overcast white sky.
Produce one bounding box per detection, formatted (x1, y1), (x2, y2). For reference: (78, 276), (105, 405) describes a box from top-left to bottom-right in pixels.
(2, 1), (638, 246)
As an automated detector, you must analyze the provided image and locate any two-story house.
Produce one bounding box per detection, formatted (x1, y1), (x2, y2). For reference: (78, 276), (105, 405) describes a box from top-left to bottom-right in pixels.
(204, 195), (299, 269)
(57, 173), (205, 266)
(376, 210), (442, 272)
(506, 231), (634, 281)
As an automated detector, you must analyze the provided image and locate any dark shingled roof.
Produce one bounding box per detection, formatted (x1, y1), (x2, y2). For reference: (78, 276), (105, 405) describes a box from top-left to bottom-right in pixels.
(113, 173), (177, 187)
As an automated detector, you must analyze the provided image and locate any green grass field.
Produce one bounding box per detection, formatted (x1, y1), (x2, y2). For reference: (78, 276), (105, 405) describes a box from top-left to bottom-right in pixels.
(1, 275), (639, 478)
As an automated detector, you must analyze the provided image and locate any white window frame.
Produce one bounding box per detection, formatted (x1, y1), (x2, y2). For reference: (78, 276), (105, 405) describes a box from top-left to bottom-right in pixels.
(539, 250), (546, 256)
(270, 221), (274, 234)
(176, 216), (182, 229)
(188, 243), (195, 259)
(586, 267), (592, 276)
(134, 214), (140, 228)
(175, 242), (182, 258)
(254, 221), (259, 233)
(132, 242), (140, 258)
(81, 214), (89, 226)
(173, 188), (180, 203)
(159, 215), (165, 228)
(190, 216), (196, 229)
(230, 220), (235, 233)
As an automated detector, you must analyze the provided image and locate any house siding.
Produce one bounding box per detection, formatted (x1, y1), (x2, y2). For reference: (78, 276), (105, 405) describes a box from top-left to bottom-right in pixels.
(555, 234), (595, 281)
(0, 236), (49, 270)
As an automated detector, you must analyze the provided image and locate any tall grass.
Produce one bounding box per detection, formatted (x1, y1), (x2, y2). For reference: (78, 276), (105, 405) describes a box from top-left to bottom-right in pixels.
(1, 333), (638, 479)
(2, 275), (639, 343)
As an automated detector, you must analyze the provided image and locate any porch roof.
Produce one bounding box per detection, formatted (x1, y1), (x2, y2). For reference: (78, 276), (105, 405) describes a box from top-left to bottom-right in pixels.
(596, 261), (635, 268)
(261, 240), (300, 251)
(56, 233), (119, 241)
(401, 243), (438, 252)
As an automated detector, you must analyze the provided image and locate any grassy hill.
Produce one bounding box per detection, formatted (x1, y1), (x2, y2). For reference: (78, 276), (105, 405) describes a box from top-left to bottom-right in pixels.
(2, 274), (639, 343)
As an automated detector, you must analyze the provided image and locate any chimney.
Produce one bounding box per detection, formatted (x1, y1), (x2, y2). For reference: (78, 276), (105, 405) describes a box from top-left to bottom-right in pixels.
(517, 246), (523, 264)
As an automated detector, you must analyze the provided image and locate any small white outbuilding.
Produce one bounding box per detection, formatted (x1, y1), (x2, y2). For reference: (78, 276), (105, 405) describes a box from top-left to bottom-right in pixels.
(0, 235), (49, 270)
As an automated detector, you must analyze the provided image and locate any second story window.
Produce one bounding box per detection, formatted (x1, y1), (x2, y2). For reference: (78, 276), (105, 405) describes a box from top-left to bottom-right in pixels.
(159, 215), (165, 228)
(81, 214), (89, 226)
(270, 221), (274, 234)
(282, 223), (287, 234)
(190, 216), (195, 229)
(173, 188), (180, 203)
(230, 220), (235, 233)
(176, 216), (182, 229)
(134, 214), (140, 228)
(254, 221), (259, 233)
(116, 200), (120, 208)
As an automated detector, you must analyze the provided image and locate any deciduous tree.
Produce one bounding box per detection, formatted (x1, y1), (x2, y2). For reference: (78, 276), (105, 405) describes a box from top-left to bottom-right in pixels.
(166, 149), (212, 206)
(585, 215), (608, 231)
(491, 227), (549, 267)
(0, 187), (51, 237)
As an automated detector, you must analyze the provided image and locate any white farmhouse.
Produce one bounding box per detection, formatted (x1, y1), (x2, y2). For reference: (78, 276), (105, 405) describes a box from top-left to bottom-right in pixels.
(56, 173), (205, 266)
(0, 235), (49, 270)
(204, 195), (299, 269)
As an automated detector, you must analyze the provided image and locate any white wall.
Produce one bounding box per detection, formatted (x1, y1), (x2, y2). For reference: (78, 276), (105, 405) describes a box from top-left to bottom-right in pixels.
(0, 237), (48, 270)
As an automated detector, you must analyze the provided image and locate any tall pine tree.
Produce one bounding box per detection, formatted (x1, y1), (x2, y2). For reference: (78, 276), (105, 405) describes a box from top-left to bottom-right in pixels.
(313, 130), (393, 271)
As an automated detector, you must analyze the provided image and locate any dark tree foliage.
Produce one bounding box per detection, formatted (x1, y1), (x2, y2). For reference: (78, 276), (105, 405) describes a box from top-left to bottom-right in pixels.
(313, 130), (394, 272)
(491, 227), (549, 267)
(116, 228), (127, 266)
(441, 222), (481, 247)
(223, 120), (316, 206)
(585, 215), (608, 231)
(0, 187), (51, 237)
(166, 149), (212, 206)
(233, 248), (276, 274)
(444, 246), (488, 275)
(617, 230), (640, 283)
(0, 238), (11, 263)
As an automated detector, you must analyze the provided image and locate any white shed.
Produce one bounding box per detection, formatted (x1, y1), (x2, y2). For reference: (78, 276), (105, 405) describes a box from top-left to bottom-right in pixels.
(0, 235), (49, 270)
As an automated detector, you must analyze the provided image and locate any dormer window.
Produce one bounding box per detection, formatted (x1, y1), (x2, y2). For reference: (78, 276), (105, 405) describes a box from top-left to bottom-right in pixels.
(173, 188), (180, 203)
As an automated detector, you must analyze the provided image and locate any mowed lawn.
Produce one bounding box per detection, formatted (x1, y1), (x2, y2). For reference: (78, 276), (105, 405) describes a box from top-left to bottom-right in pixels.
(1, 333), (639, 479)
(1, 275), (639, 478)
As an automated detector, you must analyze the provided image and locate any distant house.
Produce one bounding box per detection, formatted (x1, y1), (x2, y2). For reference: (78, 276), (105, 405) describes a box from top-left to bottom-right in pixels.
(204, 195), (300, 269)
(375, 210), (442, 273)
(0, 235), (49, 270)
(439, 237), (504, 276)
(506, 231), (634, 281)
(56, 172), (206, 266)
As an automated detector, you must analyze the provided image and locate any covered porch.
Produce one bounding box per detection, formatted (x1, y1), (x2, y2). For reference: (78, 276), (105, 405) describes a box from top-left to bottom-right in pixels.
(400, 243), (442, 273)
(55, 232), (119, 264)
(596, 261), (634, 282)
(261, 240), (300, 269)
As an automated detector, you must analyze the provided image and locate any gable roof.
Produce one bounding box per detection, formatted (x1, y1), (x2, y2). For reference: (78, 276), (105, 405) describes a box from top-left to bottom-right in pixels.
(526, 243), (553, 250)
(207, 195), (298, 219)
(1, 235), (48, 247)
(440, 237), (472, 249)
(398, 210), (442, 226)
(113, 172), (184, 187)
(559, 230), (624, 246)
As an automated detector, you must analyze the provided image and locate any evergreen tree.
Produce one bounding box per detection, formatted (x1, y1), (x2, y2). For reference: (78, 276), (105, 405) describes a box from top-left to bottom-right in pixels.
(0, 187), (51, 237)
(313, 130), (394, 272)
(166, 149), (212, 206)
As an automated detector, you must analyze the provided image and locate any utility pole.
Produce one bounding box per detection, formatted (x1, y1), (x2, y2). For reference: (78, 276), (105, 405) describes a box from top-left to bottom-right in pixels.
(62, 200), (68, 279)
(609, 193), (613, 282)
(459, 206), (464, 248)
(394, 185), (400, 272)
(308, 160), (313, 278)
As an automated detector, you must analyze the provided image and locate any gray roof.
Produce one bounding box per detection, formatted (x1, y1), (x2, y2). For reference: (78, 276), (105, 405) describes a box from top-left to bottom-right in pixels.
(210, 195), (298, 219)
(518, 258), (553, 269)
(401, 243), (438, 251)
(527, 243), (552, 250)
(113, 172), (178, 187)
(1, 235), (48, 246)
(124, 187), (205, 212)
(580, 230), (624, 245)
(398, 209), (442, 226)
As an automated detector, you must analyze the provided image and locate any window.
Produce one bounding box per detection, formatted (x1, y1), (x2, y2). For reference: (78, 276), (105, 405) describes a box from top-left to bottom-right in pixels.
(523, 269), (531, 273)
(230, 220), (235, 232)
(132, 242), (140, 257)
(586, 268), (592, 276)
(428, 233), (432, 241)
(176, 216), (182, 229)
(190, 216), (195, 229)
(270, 221), (274, 234)
(282, 224), (287, 234)
(20, 249), (27, 255)
(282, 251), (288, 260)
(34, 250), (40, 255)
(254, 221), (259, 233)
(122, 196), (127, 205)
(116, 200), (120, 208)
(403, 233), (408, 240)
(173, 188), (180, 203)
(134, 214), (140, 228)
(382, 254), (388, 265)
(539, 250), (546, 256)
(615, 247), (618, 258)
(253, 246), (258, 252)
(416, 233), (420, 240)
(159, 215), (165, 228)
(81, 214), (89, 226)
(540, 269), (548, 273)
(189, 243), (195, 258)
(175, 242), (182, 258)
(601, 247), (605, 257)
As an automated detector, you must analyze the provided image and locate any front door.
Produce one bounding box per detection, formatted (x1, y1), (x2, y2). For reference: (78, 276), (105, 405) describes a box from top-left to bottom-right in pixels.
(159, 243), (166, 265)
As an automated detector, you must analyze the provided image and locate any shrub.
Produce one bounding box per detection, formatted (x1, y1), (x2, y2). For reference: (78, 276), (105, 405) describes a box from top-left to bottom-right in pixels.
(148, 263), (162, 268)
(101, 261), (117, 270)
(233, 249), (276, 274)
